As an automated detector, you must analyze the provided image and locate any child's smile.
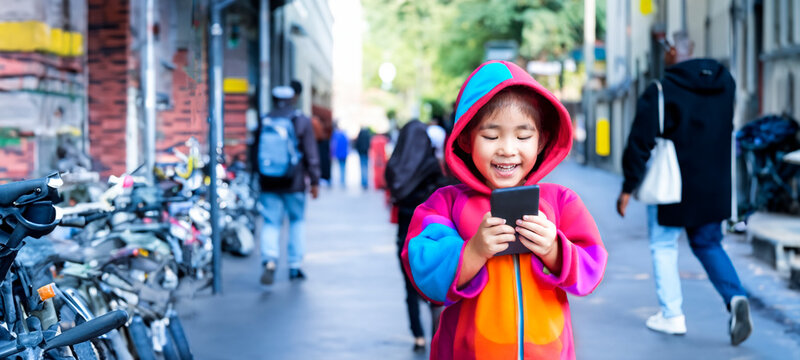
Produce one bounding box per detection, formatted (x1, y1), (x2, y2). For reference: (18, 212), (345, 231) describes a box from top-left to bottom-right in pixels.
(465, 107), (541, 189)
(491, 162), (520, 176)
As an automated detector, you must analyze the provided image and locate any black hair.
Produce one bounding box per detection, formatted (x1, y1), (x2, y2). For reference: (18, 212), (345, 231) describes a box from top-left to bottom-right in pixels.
(453, 85), (559, 181)
(290, 80), (302, 96)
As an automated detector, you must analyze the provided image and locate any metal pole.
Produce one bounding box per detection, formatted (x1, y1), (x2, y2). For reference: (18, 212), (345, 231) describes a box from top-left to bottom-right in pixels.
(259, 0), (271, 116)
(583, 0), (596, 165)
(209, 0), (234, 294)
(143, 0), (157, 182)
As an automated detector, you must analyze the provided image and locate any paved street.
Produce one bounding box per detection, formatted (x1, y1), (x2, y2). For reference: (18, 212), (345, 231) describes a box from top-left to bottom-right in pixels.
(179, 155), (800, 359)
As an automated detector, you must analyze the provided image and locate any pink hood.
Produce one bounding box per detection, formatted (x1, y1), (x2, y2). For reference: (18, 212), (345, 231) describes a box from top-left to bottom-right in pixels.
(445, 60), (573, 194)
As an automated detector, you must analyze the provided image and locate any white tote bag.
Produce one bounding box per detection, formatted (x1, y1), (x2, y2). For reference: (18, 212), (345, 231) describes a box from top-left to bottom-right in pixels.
(634, 80), (682, 204)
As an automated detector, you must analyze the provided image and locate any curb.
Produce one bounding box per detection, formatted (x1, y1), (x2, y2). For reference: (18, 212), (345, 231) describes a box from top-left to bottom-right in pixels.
(726, 233), (800, 340)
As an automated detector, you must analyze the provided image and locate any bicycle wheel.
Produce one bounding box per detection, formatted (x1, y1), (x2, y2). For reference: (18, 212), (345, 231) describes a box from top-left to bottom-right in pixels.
(167, 315), (193, 360)
(161, 331), (181, 360)
(128, 316), (156, 360)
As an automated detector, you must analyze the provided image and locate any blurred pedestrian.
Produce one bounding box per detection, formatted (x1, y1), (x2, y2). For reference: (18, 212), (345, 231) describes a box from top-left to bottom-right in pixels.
(370, 133), (388, 189)
(251, 84), (320, 284)
(402, 61), (607, 359)
(385, 120), (444, 353)
(311, 114), (333, 187)
(331, 124), (349, 187)
(426, 117), (446, 165)
(355, 126), (372, 190)
(617, 32), (752, 345)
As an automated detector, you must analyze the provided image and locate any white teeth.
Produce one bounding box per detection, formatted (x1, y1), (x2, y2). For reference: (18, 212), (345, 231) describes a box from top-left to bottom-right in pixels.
(494, 164), (516, 171)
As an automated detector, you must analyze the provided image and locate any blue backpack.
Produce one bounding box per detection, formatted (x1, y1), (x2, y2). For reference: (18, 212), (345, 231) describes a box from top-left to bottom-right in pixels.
(258, 112), (302, 178)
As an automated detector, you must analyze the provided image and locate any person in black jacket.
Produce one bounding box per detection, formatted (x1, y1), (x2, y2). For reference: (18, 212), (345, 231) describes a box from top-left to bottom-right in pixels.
(385, 120), (444, 353)
(616, 34), (752, 345)
(251, 85), (321, 285)
(355, 127), (372, 190)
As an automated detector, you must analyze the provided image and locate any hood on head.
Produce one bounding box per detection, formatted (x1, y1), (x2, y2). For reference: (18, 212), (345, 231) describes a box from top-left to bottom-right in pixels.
(385, 120), (442, 201)
(665, 58), (732, 94)
(445, 60), (573, 194)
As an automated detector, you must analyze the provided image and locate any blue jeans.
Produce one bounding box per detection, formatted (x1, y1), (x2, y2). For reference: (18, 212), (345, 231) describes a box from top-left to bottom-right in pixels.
(359, 154), (369, 189)
(648, 205), (747, 318)
(259, 192), (306, 269)
(336, 158), (347, 186)
(647, 205), (683, 318)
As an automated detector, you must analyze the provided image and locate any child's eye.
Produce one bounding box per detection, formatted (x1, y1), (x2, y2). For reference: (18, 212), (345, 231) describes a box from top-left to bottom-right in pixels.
(518, 136), (532, 140)
(481, 136), (498, 140)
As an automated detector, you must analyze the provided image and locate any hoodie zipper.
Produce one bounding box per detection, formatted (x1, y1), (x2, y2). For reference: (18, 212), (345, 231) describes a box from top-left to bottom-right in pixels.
(513, 253), (523, 360)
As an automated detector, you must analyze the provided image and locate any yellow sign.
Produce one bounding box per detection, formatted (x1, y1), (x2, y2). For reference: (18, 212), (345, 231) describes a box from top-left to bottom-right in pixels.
(640, 0), (654, 15)
(223, 78), (249, 94)
(596, 118), (610, 156)
(0, 21), (83, 56)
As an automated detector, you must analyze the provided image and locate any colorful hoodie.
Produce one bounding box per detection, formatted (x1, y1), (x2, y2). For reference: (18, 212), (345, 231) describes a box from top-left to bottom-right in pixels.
(401, 61), (607, 360)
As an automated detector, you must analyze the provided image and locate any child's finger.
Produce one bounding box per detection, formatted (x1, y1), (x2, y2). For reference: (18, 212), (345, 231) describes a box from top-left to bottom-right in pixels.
(518, 236), (545, 254)
(515, 219), (545, 233)
(519, 224), (549, 244)
(515, 219), (544, 232)
(523, 214), (552, 227)
(516, 226), (540, 244)
(491, 242), (510, 254)
(492, 224), (516, 235)
(495, 233), (516, 243)
(484, 216), (506, 227)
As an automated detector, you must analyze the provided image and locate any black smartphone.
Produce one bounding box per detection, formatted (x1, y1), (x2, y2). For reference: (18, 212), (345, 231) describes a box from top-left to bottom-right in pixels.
(490, 185), (540, 256)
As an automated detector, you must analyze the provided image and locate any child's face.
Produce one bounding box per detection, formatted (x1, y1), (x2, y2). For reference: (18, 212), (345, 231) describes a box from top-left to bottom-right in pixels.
(465, 107), (541, 189)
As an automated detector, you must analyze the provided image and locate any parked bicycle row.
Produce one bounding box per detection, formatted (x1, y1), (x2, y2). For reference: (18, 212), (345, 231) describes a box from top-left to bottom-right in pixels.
(0, 137), (259, 359)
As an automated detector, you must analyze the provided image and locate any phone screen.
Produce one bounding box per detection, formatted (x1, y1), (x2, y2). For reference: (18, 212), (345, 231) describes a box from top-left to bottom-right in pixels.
(490, 185), (540, 256)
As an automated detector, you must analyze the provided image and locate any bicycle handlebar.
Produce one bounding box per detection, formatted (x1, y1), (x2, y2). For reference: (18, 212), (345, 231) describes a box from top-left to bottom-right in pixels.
(59, 212), (109, 228)
(0, 173), (61, 207)
(0, 310), (127, 357)
(43, 310), (128, 351)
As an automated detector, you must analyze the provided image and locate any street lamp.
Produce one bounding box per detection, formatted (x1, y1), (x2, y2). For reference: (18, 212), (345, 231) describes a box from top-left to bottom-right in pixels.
(379, 62), (396, 90)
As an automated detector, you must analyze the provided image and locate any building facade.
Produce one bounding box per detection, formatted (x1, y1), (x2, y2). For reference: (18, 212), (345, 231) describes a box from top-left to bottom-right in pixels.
(0, 0), (333, 180)
(588, 0), (799, 174)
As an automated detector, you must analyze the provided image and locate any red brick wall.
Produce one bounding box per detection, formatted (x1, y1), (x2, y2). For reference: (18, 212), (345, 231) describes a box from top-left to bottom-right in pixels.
(157, 50), (209, 155)
(157, 50), (249, 166)
(223, 94), (248, 163)
(87, 0), (130, 178)
(0, 138), (35, 181)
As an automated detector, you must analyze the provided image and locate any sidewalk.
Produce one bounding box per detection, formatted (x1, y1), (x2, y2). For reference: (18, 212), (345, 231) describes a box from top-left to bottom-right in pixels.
(177, 155), (800, 359)
(727, 227), (800, 335)
(545, 160), (800, 359)
(178, 153), (431, 360)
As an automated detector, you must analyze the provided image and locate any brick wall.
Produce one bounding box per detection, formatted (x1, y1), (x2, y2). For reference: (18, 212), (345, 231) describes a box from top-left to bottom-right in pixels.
(87, 0), (130, 178)
(0, 32), (85, 181)
(0, 138), (35, 181)
(157, 49), (208, 154)
(223, 94), (248, 163)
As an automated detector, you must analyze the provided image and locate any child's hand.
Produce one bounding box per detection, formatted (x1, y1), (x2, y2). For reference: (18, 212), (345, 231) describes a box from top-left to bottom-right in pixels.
(515, 212), (561, 271)
(467, 212), (516, 260)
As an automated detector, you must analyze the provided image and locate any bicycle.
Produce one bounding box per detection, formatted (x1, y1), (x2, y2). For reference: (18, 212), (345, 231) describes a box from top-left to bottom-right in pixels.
(736, 113), (800, 218)
(0, 173), (128, 359)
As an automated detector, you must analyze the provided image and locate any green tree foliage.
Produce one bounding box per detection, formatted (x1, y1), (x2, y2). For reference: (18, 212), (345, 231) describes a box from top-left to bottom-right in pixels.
(362, 0), (605, 105)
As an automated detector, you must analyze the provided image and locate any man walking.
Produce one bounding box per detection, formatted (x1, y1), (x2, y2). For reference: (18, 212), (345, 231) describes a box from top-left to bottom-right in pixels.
(252, 85), (320, 284)
(331, 124), (349, 187)
(355, 126), (372, 190)
(617, 33), (752, 345)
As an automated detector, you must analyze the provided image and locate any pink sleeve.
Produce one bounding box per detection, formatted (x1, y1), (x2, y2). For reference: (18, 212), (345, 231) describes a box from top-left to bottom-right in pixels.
(530, 188), (607, 296)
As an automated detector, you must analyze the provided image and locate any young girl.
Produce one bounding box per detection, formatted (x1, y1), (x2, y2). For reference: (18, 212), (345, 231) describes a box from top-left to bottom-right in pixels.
(402, 61), (607, 359)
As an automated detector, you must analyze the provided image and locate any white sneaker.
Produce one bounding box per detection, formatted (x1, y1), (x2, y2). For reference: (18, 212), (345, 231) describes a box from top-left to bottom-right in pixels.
(646, 311), (687, 335)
